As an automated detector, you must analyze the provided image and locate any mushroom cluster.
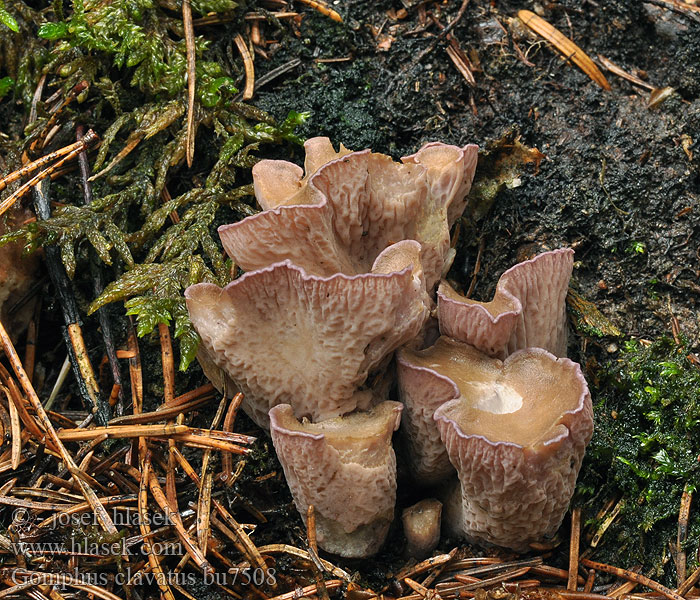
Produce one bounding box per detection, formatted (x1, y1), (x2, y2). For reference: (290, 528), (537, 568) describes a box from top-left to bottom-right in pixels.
(185, 138), (593, 557)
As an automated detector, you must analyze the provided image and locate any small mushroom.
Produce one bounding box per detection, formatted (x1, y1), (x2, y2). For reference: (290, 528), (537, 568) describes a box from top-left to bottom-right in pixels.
(438, 248), (573, 358)
(185, 241), (429, 428)
(269, 401), (403, 558)
(402, 499), (443, 559)
(219, 138), (478, 290)
(401, 337), (592, 551)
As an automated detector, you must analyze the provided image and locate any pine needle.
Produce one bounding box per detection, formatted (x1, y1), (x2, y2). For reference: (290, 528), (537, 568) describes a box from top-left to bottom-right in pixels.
(517, 10), (611, 91)
(183, 0), (196, 167)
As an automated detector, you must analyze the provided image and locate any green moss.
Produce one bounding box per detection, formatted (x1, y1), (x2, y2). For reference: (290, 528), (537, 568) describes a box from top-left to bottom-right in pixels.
(0, 75), (12, 97)
(576, 336), (700, 582)
(0, 0), (307, 372)
(0, 0), (18, 32)
(37, 0), (238, 99)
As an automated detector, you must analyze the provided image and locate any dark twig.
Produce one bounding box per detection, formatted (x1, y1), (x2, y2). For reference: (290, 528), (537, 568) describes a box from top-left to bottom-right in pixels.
(392, 0), (471, 86)
(676, 485), (692, 585)
(29, 80), (89, 154)
(232, 58), (301, 102)
(466, 237), (485, 298)
(31, 179), (109, 425)
(253, 58), (301, 92)
(453, 556), (543, 578)
(76, 125), (125, 416)
(447, 565), (533, 593)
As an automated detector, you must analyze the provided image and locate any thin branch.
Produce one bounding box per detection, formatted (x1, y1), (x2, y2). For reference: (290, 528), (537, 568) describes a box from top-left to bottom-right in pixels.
(31, 179), (108, 425)
(581, 559), (685, 600)
(183, 0), (196, 167)
(77, 125), (125, 415)
(569, 507), (582, 591)
(234, 34), (255, 100)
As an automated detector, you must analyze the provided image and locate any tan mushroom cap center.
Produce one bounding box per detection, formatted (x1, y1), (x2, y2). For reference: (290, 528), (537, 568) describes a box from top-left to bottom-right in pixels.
(408, 338), (581, 447)
(274, 399), (401, 465)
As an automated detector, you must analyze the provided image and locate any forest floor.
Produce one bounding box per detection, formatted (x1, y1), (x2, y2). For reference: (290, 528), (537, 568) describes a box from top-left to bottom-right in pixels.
(1, 0), (699, 597)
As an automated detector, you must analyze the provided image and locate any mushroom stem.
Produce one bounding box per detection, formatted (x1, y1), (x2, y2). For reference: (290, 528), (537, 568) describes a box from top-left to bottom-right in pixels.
(269, 402), (403, 558)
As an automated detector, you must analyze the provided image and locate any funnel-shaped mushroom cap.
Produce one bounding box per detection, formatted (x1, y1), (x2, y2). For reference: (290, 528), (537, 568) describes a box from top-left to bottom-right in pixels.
(220, 139), (478, 290)
(270, 401), (403, 558)
(411, 338), (593, 551)
(185, 241), (429, 428)
(438, 248), (573, 358)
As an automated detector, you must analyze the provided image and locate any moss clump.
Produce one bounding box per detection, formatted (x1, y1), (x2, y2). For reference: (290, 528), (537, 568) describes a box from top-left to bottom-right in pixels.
(577, 337), (700, 583)
(0, 0), (308, 371)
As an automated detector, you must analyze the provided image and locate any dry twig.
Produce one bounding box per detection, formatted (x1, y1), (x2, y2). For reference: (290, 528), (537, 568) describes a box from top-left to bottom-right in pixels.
(581, 559), (685, 600)
(517, 10), (611, 91)
(297, 0), (341, 22)
(182, 0), (196, 167)
(0, 132), (99, 217)
(569, 507), (582, 590)
(0, 317), (117, 534)
(234, 34), (255, 100)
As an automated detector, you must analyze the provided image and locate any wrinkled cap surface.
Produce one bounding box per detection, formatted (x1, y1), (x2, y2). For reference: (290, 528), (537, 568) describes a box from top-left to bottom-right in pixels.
(438, 248), (573, 358)
(252, 137), (352, 210)
(220, 137), (478, 290)
(396, 346), (459, 486)
(270, 401), (402, 557)
(412, 337), (593, 551)
(185, 241), (429, 428)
